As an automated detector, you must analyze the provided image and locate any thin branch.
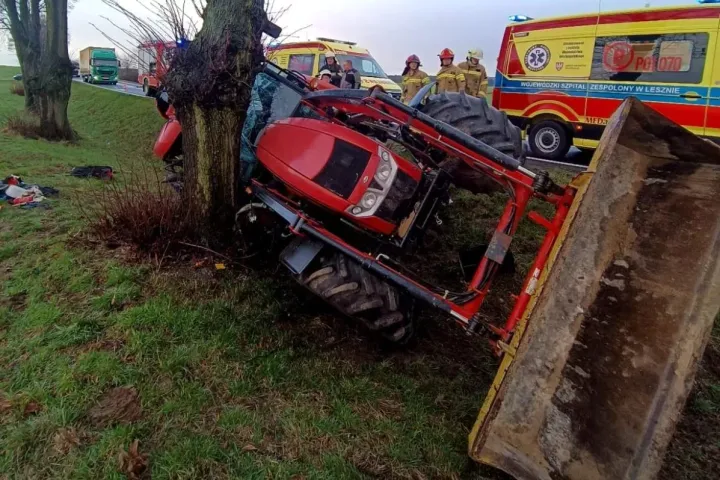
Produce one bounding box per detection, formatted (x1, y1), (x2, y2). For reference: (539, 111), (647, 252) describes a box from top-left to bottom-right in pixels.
(177, 241), (233, 261)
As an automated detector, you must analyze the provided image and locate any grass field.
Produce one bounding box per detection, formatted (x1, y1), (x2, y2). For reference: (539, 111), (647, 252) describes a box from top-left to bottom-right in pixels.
(0, 65), (718, 479)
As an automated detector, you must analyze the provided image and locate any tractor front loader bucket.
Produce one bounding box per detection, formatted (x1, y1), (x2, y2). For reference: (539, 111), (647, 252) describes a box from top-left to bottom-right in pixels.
(469, 97), (720, 480)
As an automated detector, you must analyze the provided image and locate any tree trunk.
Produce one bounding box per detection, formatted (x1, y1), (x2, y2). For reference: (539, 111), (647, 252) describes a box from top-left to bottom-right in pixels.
(166, 0), (266, 231)
(40, 0), (73, 140)
(21, 52), (41, 111)
(180, 106), (243, 225)
(4, 0), (43, 111)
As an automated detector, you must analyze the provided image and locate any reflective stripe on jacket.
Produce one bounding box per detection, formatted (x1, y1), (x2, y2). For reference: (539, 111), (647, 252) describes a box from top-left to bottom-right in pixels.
(401, 70), (430, 103)
(457, 61), (488, 97)
(435, 64), (466, 94)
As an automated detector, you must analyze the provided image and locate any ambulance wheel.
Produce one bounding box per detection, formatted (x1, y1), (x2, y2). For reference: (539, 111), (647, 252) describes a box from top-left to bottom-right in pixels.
(528, 120), (571, 160)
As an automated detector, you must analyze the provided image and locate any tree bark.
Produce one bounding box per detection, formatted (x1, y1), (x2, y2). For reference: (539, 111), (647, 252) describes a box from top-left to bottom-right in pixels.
(4, 0), (42, 111)
(165, 0), (266, 230)
(40, 0), (73, 140)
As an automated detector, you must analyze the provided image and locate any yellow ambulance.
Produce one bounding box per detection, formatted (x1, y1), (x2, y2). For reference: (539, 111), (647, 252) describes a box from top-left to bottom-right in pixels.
(266, 38), (402, 98)
(494, 2), (720, 159)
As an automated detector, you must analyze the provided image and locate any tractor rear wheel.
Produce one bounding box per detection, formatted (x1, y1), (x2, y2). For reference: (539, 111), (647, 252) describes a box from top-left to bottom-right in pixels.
(421, 92), (523, 159)
(298, 251), (415, 344)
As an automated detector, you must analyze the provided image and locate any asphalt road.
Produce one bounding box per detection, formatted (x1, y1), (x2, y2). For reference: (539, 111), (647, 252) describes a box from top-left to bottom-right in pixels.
(73, 77), (147, 97)
(73, 77), (592, 172)
(524, 148), (591, 172)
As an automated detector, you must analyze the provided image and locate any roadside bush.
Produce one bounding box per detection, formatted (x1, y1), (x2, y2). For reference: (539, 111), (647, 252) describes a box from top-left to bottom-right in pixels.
(9, 81), (25, 96)
(82, 165), (196, 255)
(4, 114), (42, 139)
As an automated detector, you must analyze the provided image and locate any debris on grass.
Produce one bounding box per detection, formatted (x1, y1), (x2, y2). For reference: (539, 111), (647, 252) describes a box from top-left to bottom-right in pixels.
(70, 166), (114, 180)
(53, 427), (81, 454)
(1, 174), (59, 208)
(87, 387), (141, 427)
(23, 400), (41, 417)
(118, 439), (148, 480)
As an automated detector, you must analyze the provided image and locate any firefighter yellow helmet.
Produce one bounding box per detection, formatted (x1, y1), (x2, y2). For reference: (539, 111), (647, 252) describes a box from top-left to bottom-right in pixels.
(468, 49), (484, 61)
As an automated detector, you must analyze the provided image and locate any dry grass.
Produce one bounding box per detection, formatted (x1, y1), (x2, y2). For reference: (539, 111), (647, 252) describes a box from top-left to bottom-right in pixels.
(9, 82), (24, 96)
(4, 114), (42, 139)
(81, 165), (196, 255)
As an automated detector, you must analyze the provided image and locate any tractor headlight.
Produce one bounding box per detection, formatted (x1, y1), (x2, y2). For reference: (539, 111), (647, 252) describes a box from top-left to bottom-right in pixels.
(346, 147), (398, 219)
(376, 163), (392, 182)
(374, 148), (397, 186)
(360, 191), (378, 209)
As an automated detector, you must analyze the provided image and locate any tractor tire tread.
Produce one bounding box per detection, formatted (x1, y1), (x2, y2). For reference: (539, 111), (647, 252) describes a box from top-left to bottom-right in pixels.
(421, 92), (523, 159)
(299, 251), (415, 344)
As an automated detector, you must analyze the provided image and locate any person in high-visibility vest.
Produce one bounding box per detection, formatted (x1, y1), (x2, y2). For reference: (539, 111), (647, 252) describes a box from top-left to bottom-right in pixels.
(400, 54), (430, 104)
(458, 48), (489, 97)
(435, 48), (465, 94)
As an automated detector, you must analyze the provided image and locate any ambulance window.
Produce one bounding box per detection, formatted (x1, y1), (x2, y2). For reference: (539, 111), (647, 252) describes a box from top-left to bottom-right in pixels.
(288, 54), (315, 75)
(590, 33), (708, 84)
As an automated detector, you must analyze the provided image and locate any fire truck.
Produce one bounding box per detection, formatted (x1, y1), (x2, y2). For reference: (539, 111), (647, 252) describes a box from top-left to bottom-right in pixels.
(137, 41), (176, 97)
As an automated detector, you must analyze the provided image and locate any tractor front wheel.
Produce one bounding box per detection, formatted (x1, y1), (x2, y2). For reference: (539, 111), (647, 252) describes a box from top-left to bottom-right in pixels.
(298, 252), (415, 344)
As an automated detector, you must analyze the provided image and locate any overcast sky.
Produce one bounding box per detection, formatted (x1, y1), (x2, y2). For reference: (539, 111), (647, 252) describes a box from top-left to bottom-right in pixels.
(2, 0), (694, 73)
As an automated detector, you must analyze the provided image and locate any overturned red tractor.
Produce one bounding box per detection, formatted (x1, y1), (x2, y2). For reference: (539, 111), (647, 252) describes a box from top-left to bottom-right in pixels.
(154, 62), (720, 480)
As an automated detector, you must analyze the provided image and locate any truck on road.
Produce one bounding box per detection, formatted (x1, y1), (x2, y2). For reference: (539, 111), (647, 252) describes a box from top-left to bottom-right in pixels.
(79, 47), (119, 85)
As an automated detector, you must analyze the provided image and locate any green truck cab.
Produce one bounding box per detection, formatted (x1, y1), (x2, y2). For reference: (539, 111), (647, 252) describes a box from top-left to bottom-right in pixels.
(79, 47), (119, 85)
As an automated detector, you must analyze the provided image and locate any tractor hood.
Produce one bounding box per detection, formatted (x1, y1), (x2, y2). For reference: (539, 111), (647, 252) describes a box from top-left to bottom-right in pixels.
(256, 118), (379, 203)
(255, 117), (422, 236)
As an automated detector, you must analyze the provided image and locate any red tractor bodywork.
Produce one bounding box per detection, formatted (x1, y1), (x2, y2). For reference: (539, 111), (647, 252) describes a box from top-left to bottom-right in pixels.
(256, 118), (421, 236)
(153, 111), (180, 160)
(251, 87), (572, 351)
(151, 62), (570, 353)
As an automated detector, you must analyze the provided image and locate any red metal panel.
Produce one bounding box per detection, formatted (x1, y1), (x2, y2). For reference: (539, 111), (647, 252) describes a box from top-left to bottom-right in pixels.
(599, 7), (720, 24)
(511, 6), (720, 34)
(499, 92), (584, 122)
(267, 42), (325, 53)
(152, 119), (181, 159)
(513, 16), (597, 33)
(705, 105), (720, 131)
(257, 121), (337, 179)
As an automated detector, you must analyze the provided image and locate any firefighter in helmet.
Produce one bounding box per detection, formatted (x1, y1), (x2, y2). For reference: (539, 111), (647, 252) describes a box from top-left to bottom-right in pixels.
(318, 69), (333, 84)
(400, 54), (430, 104)
(458, 48), (489, 97)
(435, 48), (465, 94)
(320, 52), (342, 87)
